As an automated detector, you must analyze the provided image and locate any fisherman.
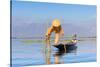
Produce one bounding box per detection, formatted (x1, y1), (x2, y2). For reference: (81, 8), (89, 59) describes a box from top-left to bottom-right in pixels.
(45, 19), (64, 46)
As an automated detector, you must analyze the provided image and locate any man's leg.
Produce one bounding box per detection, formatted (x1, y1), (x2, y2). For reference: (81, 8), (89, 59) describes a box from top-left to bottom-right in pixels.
(54, 33), (60, 45)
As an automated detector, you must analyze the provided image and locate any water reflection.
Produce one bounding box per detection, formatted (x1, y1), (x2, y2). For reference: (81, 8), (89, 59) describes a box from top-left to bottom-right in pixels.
(53, 44), (77, 64)
(45, 43), (77, 64)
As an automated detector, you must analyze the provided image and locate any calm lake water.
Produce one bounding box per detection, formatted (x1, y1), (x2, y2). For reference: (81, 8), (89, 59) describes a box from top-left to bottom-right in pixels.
(11, 39), (96, 67)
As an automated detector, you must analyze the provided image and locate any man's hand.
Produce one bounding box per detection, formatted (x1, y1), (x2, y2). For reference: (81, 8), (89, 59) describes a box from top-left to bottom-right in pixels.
(45, 34), (50, 41)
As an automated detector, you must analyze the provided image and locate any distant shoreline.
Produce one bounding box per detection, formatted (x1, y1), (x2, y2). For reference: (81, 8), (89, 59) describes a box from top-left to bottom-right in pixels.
(11, 37), (96, 42)
(11, 36), (96, 43)
(11, 36), (96, 39)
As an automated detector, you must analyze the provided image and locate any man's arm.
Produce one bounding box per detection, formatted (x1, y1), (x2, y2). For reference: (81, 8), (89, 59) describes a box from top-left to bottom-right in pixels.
(45, 27), (53, 40)
(45, 27), (53, 47)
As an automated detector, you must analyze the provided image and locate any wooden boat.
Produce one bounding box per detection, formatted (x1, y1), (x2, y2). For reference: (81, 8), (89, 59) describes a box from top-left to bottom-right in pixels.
(53, 39), (77, 52)
(53, 40), (77, 57)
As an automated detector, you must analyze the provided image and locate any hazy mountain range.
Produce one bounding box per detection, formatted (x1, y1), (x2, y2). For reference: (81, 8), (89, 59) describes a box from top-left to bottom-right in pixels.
(12, 17), (96, 38)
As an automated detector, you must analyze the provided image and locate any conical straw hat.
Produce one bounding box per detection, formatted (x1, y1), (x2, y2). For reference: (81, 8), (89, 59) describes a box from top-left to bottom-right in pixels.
(52, 19), (61, 27)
